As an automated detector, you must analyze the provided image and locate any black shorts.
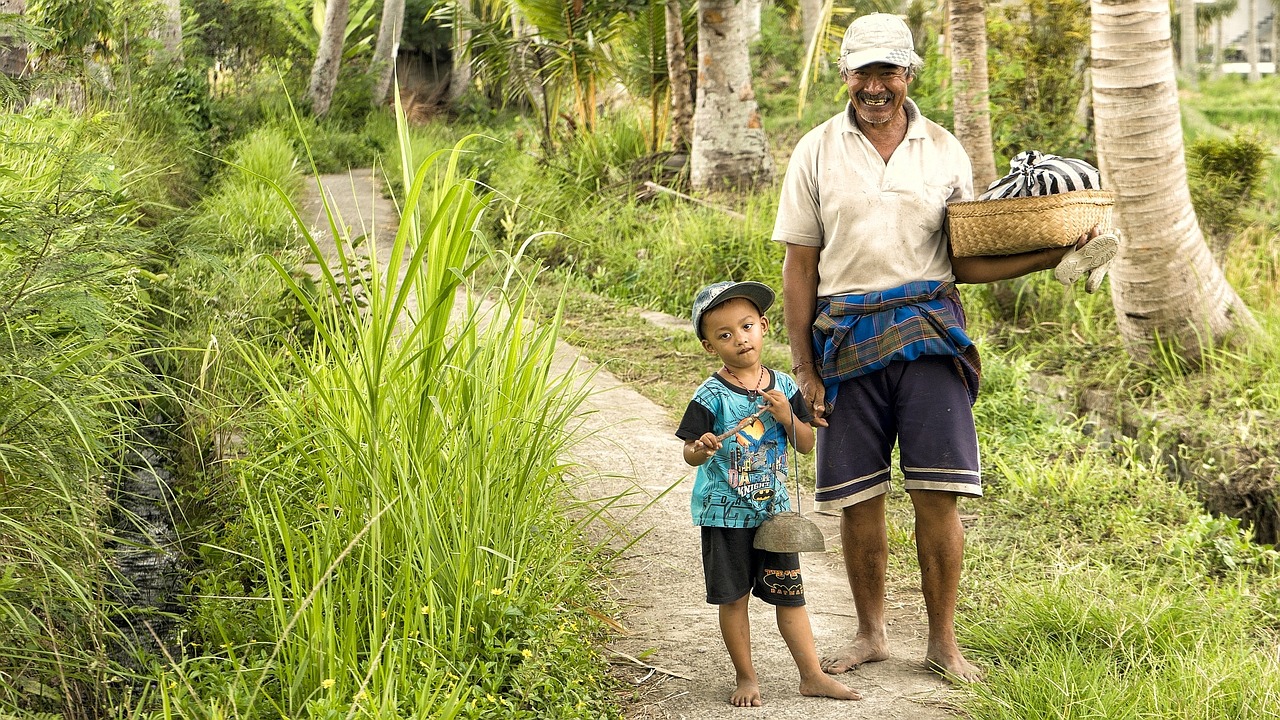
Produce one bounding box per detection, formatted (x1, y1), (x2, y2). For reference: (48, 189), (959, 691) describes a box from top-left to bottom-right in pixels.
(701, 526), (805, 606)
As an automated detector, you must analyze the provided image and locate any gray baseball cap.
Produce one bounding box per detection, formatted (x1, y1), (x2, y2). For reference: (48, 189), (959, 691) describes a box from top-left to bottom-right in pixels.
(691, 281), (775, 340)
(838, 13), (923, 73)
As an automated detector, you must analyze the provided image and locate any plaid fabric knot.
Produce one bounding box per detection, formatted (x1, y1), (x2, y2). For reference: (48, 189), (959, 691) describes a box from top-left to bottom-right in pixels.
(812, 281), (981, 406)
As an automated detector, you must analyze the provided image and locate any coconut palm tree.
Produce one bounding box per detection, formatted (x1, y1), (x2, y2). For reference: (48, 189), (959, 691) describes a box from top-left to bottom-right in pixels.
(1179, 0), (1197, 84)
(691, 0), (772, 189)
(1090, 0), (1256, 364)
(369, 0), (405, 104)
(665, 0), (693, 153)
(949, 0), (997, 190)
(307, 0), (350, 116)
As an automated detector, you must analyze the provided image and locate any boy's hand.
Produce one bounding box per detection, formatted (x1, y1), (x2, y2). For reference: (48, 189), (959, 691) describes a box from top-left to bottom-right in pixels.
(690, 432), (721, 460)
(760, 388), (793, 426)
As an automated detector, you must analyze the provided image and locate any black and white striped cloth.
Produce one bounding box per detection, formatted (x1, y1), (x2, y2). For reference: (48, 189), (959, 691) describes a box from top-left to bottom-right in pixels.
(978, 150), (1102, 200)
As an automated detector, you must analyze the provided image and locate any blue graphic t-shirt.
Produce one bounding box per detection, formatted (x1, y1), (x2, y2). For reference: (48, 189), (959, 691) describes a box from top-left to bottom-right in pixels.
(675, 369), (812, 528)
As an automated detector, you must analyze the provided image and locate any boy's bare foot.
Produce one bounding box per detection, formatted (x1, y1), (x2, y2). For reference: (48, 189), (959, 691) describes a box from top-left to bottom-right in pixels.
(730, 679), (763, 707)
(820, 634), (889, 674)
(926, 643), (984, 683)
(800, 673), (862, 701)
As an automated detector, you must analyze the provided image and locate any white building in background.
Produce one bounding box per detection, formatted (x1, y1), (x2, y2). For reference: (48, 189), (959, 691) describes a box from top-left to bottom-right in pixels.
(1211, 0), (1276, 75)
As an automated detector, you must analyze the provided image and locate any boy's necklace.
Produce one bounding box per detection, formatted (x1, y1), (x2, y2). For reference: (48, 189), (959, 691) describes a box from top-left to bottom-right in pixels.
(722, 365), (766, 400)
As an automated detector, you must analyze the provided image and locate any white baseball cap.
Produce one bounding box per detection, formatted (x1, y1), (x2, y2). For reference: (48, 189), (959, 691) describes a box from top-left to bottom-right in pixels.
(838, 13), (923, 73)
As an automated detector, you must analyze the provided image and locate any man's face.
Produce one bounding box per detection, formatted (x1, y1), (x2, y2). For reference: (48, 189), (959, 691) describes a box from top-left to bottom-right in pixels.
(844, 62), (911, 128)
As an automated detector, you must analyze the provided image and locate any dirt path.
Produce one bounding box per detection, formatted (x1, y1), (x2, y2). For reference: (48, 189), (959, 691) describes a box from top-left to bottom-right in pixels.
(299, 170), (962, 719)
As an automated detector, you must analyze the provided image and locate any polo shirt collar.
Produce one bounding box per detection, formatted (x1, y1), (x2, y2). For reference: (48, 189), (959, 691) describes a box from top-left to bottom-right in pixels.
(842, 98), (925, 140)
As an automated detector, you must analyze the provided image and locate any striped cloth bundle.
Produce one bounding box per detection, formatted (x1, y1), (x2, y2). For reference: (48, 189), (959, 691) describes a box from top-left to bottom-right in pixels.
(978, 150), (1102, 200)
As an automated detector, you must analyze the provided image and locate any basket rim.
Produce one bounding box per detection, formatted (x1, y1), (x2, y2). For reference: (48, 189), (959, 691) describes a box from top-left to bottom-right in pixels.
(948, 188), (1115, 215)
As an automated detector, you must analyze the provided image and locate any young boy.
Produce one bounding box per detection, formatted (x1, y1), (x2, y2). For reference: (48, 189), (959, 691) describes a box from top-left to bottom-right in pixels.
(676, 280), (862, 707)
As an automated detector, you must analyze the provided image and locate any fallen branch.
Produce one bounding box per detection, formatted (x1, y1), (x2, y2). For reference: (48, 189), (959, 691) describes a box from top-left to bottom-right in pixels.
(606, 648), (693, 681)
(640, 181), (747, 221)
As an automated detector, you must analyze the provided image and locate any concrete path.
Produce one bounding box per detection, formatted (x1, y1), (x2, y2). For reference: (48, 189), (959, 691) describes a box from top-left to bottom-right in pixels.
(298, 169), (962, 720)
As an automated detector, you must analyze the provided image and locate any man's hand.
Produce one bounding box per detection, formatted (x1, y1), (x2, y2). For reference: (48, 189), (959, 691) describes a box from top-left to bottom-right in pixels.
(794, 365), (828, 427)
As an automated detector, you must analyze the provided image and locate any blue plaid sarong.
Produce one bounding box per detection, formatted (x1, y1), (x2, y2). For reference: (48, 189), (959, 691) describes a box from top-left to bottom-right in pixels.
(812, 281), (980, 406)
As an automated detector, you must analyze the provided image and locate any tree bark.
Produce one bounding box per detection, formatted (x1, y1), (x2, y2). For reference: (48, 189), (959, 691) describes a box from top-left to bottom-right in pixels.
(1091, 0), (1255, 364)
(665, 0), (693, 153)
(949, 0), (998, 191)
(1248, 0), (1261, 80)
(1179, 0), (1196, 85)
(370, 0), (405, 105)
(154, 0), (182, 64)
(744, 0), (762, 42)
(691, 0), (772, 189)
(0, 0), (27, 78)
(447, 4), (472, 104)
(1213, 18), (1223, 79)
(307, 0), (350, 116)
(800, 0), (822, 55)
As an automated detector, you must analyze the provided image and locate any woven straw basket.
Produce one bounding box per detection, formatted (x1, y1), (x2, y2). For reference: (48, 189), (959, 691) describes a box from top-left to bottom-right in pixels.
(947, 189), (1115, 258)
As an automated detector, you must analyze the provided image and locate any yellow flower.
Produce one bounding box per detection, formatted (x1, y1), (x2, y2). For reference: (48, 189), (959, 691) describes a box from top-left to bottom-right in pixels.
(474, 579), (483, 586)
(521, 649), (532, 659)
(486, 694), (497, 703)
(490, 587), (503, 596)
(420, 605), (430, 615)
(321, 678), (335, 690)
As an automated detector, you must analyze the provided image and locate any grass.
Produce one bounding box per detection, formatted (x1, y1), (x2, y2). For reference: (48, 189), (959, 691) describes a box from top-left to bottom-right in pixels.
(163, 105), (622, 719)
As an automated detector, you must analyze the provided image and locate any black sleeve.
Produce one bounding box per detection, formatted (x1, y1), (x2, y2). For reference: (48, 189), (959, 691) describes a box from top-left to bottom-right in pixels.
(675, 399), (716, 442)
(788, 387), (814, 425)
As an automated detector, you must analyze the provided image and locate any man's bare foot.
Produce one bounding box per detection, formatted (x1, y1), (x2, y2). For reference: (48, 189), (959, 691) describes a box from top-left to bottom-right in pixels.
(926, 645), (984, 683)
(820, 635), (889, 674)
(799, 673), (862, 701)
(730, 679), (763, 707)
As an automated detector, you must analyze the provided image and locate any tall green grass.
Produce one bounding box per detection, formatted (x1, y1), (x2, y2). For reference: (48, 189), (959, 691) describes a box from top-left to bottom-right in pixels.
(168, 105), (619, 718)
(0, 106), (161, 716)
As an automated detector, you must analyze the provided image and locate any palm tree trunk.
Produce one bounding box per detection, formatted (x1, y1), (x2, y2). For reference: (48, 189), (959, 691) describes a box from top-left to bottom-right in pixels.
(307, 0), (350, 116)
(949, 0), (998, 191)
(1091, 0), (1256, 364)
(1179, 0), (1196, 85)
(1249, 0), (1261, 80)
(0, 0), (28, 78)
(665, 0), (693, 153)
(448, 11), (472, 105)
(744, 0), (762, 42)
(1213, 18), (1223, 79)
(691, 0), (773, 189)
(369, 0), (405, 105)
(154, 0), (182, 64)
(800, 0), (822, 56)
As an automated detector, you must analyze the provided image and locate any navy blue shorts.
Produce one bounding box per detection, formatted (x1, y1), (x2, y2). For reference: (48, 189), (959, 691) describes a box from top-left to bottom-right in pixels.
(814, 355), (981, 509)
(701, 526), (805, 606)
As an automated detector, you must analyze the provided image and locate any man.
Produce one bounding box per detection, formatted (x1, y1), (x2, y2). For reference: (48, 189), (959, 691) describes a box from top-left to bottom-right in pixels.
(772, 13), (1110, 683)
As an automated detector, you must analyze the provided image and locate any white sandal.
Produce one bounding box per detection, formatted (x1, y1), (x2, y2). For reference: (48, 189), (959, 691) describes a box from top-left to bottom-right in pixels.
(1054, 231), (1119, 287)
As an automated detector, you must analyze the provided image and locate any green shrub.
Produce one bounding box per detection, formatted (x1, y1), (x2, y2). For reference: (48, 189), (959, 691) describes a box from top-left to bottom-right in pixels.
(1188, 132), (1272, 248)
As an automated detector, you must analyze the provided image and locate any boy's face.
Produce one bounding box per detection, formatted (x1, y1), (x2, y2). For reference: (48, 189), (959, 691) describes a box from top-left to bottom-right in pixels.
(699, 297), (769, 368)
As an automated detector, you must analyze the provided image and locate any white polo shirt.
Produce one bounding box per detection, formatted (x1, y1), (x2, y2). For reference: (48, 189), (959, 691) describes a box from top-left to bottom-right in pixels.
(772, 99), (973, 296)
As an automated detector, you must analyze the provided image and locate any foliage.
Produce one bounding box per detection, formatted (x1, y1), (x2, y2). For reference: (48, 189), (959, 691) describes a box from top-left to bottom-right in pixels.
(163, 107), (622, 717)
(986, 0), (1092, 168)
(25, 0), (111, 65)
(1187, 132), (1273, 248)
(0, 107), (159, 718)
(188, 0), (302, 67)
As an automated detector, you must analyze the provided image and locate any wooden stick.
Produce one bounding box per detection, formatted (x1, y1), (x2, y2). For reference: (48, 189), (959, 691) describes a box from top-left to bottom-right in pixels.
(607, 648), (694, 681)
(714, 406), (767, 442)
(641, 181), (747, 221)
